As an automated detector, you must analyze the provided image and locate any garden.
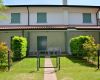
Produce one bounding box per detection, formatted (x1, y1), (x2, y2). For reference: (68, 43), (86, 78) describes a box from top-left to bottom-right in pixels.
(0, 36), (44, 80)
(51, 35), (100, 80)
(0, 35), (100, 80)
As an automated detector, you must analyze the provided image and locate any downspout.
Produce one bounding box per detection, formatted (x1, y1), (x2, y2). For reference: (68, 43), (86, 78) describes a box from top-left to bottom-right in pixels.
(96, 8), (100, 26)
(27, 6), (30, 26)
(26, 6), (30, 57)
(96, 8), (100, 52)
(22, 5), (30, 37)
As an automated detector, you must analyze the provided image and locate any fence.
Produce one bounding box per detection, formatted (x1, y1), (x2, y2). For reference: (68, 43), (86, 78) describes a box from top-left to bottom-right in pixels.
(36, 48), (61, 71)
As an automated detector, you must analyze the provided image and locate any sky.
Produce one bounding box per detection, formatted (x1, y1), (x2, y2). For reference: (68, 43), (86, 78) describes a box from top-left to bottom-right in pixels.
(3, 0), (100, 6)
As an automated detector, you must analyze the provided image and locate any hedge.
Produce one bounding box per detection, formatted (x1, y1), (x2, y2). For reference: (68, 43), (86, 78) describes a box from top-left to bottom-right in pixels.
(12, 36), (27, 60)
(70, 36), (92, 57)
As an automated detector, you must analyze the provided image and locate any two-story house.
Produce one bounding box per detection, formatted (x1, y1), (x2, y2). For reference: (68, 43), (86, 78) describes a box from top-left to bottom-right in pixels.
(0, 0), (100, 55)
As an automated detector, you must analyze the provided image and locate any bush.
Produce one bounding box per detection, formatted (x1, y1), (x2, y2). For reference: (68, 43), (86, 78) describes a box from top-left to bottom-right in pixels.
(0, 42), (13, 66)
(70, 36), (92, 57)
(83, 37), (98, 61)
(12, 36), (27, 60)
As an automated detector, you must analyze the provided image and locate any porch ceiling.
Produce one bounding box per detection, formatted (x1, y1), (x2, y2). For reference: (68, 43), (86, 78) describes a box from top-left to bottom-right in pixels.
(0, 25), (99, 30)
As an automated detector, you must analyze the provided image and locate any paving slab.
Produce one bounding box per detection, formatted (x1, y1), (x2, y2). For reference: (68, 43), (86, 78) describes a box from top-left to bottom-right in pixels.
(44, 57), (57, 80)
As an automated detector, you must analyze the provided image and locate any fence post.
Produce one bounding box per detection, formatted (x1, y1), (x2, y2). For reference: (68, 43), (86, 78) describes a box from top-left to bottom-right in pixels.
(37, 51), (39, 71)
(8, 50), (10, 71)
(97, 50), (100, 69)
(39, 51), (40, 68)
(58, 48), (61, 70)
(56, 50), (58, 68)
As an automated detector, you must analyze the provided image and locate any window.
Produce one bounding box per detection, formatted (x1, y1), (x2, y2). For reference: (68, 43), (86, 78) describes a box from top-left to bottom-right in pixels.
(37, 13), (47, 23)
(11, 13), (20, 23)
(83, 13), (91, 23)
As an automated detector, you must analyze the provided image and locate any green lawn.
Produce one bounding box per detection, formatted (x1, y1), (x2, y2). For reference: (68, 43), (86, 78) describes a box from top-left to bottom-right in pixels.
(1, 56), (100, 80)
(52, 56), (100, 80)
(0, 57), (44, 80)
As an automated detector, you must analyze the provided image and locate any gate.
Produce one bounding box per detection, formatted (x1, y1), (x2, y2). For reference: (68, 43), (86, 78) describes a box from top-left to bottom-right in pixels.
(36, 48), (61, 71)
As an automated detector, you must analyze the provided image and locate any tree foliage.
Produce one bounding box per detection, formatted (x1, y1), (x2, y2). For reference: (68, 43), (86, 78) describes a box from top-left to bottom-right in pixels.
(0, 0), (8, 19)
(0, 42), (13, 66)
(83, 37), (98, 61)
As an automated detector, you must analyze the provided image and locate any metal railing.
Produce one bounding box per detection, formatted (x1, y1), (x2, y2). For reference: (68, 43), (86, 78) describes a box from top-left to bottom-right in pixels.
(36, 48), (61, 71)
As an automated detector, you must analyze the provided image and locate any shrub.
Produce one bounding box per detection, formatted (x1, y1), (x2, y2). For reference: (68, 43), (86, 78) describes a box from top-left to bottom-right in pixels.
(0, 42), (13, 66)
(83, 37), (98, 61)
(70, 36), (92, 57)
(12, 36), (27, 60)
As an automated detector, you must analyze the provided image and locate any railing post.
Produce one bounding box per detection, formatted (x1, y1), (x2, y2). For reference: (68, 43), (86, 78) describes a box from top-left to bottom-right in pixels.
(37, 51), (39, 71)
(56, 50), (58, 68)
(58, 55), (60, 70)
(58, 48), (61, 70)
(97, 50), (100, 69)
(8, 50), (10, 71)
(39, 51), (40, 68)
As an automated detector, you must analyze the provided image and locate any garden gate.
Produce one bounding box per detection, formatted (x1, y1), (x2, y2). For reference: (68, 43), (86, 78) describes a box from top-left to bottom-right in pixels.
(36, 48), (61, 71)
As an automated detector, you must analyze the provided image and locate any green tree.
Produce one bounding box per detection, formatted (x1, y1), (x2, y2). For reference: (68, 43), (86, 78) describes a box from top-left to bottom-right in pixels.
(83, 36), (98, 61)
(0, 0), (7, 19)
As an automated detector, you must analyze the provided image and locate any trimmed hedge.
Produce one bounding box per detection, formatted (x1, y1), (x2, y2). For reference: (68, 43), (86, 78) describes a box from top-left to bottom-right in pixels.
(12, 36), (27, 60)
(70, 36), (92, 57)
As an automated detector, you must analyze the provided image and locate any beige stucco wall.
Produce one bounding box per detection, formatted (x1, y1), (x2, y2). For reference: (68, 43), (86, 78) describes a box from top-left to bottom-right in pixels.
(0, 30), (99, 55)
(0, 31), (22, 48)
(29, 30), (65, 52)
(0, 7), (98, 25)
(66, 30), (100, 54)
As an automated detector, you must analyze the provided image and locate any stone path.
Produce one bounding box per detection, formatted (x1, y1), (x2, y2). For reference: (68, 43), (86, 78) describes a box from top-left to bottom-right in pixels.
(44, 56), (57, 80)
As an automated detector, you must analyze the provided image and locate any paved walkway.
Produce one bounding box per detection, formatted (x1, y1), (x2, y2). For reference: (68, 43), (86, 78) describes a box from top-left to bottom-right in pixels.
(44, 56), (57, 80)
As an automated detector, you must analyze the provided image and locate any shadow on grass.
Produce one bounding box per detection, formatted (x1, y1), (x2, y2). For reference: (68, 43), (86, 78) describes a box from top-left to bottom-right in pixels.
(0, 66), (8, 71)
(66, 55), (97, 68)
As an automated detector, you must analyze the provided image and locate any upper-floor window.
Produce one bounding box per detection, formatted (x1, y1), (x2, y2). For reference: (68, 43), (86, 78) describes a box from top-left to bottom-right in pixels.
(37, 12), (47, 23)
(11, 13), (20, 24)
(83, 13), (91, 23)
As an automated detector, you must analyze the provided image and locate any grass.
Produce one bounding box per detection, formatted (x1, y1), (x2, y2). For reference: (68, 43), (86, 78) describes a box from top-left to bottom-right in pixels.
(52, 56), (100, 80)
(1, 55), (100, 80)
(0, 57), (44, 80)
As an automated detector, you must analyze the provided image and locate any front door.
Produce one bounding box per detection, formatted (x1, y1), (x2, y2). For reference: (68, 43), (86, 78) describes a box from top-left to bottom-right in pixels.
(37, 36), (47, 51)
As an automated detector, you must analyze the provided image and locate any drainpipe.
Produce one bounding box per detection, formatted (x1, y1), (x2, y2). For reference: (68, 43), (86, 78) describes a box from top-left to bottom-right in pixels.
(27, 6), (30, 26)
(96, 8), (100, 26)
(26, 6), (30, 57)
(22, 6), (30, 37)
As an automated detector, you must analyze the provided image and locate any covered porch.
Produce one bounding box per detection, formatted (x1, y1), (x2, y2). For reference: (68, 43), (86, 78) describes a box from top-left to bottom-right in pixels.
(0, 25), (99, 56)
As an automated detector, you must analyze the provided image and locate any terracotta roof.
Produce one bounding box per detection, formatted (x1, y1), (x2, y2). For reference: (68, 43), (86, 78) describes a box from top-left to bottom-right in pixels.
(0, 25), (67, 30)
(76, 27), (100, 30)
(0, 25), (99, 30)
(69, 25), (100, 30)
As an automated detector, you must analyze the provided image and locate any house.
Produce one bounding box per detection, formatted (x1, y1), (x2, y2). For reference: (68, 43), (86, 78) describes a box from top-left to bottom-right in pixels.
(0, 0), (100, 55)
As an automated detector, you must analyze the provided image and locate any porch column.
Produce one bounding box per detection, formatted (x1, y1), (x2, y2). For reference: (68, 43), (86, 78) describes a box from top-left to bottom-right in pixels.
(99, 31), (100, 44)
(22, 30), (25, 37)
(26, 31), (30, 57)
(64, 30), (68, 53)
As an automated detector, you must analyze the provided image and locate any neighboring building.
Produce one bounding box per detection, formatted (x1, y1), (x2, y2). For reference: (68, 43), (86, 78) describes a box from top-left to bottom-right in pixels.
(0, 0), (100, 55)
